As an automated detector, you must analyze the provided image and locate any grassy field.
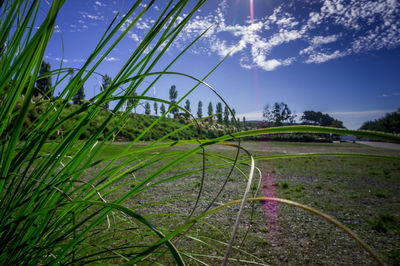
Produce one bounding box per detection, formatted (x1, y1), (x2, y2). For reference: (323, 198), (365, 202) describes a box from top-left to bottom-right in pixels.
(80, 140), (399, 265)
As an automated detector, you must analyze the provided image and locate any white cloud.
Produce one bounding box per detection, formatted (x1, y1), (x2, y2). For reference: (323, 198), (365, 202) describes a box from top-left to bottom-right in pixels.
(136, 20), (150, 30)
(255, 57), (295, 71)
(81, 11), (104, 21)
(104, 57), (120, 62)
(87, 14), (104, 20)
(114, 0), (400, 71)
(129, 33), (140, 42)
(44, 55), (68, 63)
(381, 92), (400, 97)
(305, 50), (348, 63)
(95, 1), (105, 7)
(311, 34), (339, 45)
(187, 0), (399, 70)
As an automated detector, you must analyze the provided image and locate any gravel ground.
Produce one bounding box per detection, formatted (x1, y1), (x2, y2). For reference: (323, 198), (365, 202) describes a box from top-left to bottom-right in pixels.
(103, 141), (400, 265)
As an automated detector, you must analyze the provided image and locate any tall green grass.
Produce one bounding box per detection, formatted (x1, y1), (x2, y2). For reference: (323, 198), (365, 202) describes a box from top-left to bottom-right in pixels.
(0, 0), (399, 265)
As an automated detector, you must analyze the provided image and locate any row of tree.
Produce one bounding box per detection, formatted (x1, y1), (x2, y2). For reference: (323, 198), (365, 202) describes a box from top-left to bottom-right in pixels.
(36, 64), (345, 130)
(360, 109), (400, 134)
(70, 79), (242, 126)
(263, 102), (344, 128)
(167, 85), (239, 125)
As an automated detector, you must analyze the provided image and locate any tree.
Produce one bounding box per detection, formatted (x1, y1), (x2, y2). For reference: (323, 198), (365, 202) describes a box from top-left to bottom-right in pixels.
(273, 102), (292, 126)
(127, 92), (137, 113)
(243, 116), (246, 129)
(207, 102), (213, 123)
(301, 110), (321, 125)
(127, 98), (134, 109)
(144, 102), (151, 115)
(169, 85), (178, 118)
(231, 108), (236, 124)
(216, 102), (223, 123)
(263, 102), (294, 126)
(262, 104), (274, 126)
(223, 105), (229, 124)
(184, 99), (191, 118)
(101, 74), (112, 109)
(153, 102), (158, 116)
(197, 100), (203, 119)
(72, 79), (85, 105)
(360, 109), (400, 133)
(160, 103), (166, 115)
(301, 110), (344, 128)
(36, 61), (52, 97)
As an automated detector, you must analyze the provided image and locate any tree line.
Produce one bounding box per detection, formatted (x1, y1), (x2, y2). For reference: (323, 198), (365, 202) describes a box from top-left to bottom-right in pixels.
(263, 102), (344, 128)
(360, 109), (400, 134)
(166, 85), (239, 125)
(36, 63), (397, 133)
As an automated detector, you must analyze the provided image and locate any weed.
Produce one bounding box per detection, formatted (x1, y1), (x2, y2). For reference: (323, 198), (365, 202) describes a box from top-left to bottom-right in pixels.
(279, 180), (289, 189)
(194, 181), (202, 189)
(375, 189), (388, 198)
(389, 250), (400, 266)
(293, 185), (305, 192)
(327, 187), (336, 192)
(369, 214), (398, 233)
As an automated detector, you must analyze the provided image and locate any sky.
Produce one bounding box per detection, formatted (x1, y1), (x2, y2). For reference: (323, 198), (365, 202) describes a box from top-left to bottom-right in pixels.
(43, 0), (400, 129)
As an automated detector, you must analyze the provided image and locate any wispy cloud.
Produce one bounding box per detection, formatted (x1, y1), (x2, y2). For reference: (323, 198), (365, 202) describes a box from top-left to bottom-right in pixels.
(44, 55), (69, 63)
(104, 57), (120, 62)
(87, 14), (104, 20)
(80, 11), (104, 21)
(305, 50), (348, 63)
(95, 1), (105, 7)
(167, 0), (400, 71)
(44, 55), (89, 64)
(113, 0), (398, 71)
(380, 92), (400, 97)
(72, 58), (86, 63)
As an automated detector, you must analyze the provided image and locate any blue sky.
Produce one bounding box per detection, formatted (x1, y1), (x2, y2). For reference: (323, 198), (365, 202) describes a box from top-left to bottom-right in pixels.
(44, 0), (400, 129)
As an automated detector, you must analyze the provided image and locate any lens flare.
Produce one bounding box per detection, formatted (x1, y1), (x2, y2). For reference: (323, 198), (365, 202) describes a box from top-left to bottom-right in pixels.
(250, 0), (254, 23)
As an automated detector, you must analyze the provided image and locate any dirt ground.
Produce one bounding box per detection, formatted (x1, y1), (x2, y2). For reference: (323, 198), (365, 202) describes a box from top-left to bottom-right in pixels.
(357, 141), (400, 150)
(105, 141), (400, 265)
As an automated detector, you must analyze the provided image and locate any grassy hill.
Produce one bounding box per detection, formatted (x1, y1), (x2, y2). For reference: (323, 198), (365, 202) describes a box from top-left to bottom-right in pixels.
(20, 101), (238, 141)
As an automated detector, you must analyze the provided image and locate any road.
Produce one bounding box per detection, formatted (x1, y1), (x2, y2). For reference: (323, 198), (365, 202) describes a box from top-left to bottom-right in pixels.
(357, 141), (400, 150)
